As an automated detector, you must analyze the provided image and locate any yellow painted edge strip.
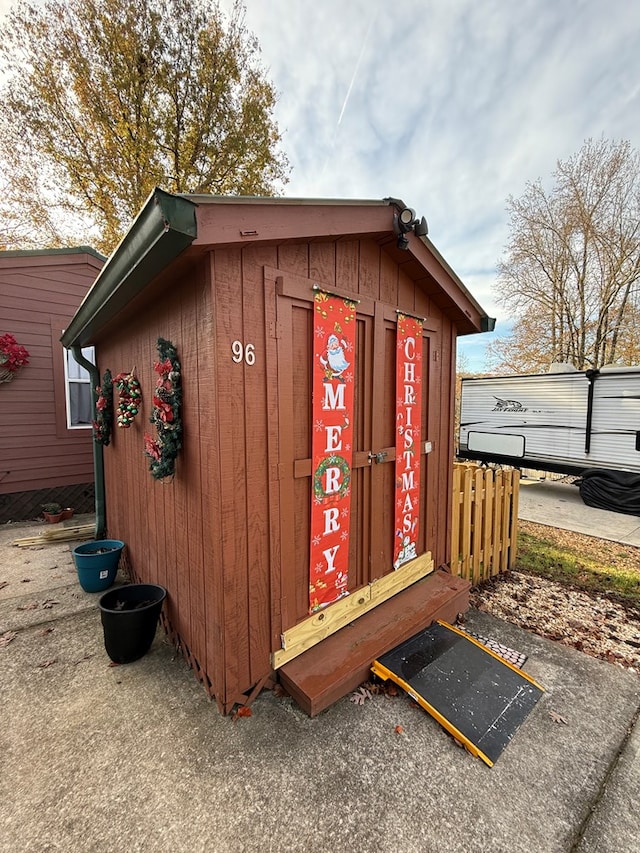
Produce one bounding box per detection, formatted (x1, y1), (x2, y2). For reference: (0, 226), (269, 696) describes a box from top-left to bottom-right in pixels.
(437, 621), (545, 693)
(272, 552), (434, 669)
(370, 659), (494, 768)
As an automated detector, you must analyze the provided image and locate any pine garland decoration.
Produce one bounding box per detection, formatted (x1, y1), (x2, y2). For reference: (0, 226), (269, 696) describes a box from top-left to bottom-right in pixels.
(93, 369), (113, 446)
(144, 338), (182, 480)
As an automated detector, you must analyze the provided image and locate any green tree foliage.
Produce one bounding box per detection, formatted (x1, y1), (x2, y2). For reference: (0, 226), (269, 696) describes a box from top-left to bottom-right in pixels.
(489, 138), (640, 373)
(0, 0), (289, 252)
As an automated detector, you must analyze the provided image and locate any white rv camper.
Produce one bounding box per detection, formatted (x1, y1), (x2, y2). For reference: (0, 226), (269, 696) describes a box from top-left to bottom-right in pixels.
(458, 366), (640, 476)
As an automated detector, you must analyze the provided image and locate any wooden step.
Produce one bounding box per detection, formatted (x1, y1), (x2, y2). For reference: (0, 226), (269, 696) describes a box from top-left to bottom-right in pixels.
(278, 569), (470, 716)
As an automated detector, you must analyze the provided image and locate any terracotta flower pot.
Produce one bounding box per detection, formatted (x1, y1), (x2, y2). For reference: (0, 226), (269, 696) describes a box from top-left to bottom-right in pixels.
(43, 511), (64, 524)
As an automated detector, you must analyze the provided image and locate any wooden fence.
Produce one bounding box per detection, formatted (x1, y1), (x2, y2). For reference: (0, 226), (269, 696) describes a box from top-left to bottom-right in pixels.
(451, 463), (520, 585)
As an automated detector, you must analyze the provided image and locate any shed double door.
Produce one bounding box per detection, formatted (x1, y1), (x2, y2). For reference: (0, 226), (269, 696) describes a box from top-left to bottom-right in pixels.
(274, 274), (429, 635)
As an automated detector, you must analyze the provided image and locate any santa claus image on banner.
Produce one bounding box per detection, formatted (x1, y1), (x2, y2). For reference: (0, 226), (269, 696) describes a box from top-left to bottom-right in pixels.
(320, 333), (350, 381)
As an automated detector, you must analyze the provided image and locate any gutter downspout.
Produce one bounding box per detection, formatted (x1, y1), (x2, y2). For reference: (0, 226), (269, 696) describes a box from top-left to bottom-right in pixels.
(70, 346), (106, 540)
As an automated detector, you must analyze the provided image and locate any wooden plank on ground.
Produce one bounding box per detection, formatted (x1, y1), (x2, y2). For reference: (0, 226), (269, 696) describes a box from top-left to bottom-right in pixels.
(13, 523), (94, 547)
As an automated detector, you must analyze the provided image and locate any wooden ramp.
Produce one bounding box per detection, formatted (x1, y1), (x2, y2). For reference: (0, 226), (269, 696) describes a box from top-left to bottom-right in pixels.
(278, 570), (470, 716)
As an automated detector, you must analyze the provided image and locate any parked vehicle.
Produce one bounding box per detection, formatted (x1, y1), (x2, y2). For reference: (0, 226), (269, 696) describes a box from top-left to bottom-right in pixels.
(458, 365), (640, 476)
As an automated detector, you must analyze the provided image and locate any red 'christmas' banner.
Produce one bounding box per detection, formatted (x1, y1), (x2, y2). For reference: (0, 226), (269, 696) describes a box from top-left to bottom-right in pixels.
(394, 313), (423, 570)
(309, 288), (357, 613)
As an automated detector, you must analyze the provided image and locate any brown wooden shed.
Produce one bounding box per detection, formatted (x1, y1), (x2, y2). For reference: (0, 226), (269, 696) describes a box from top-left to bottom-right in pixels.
(0, 248), (105, 522)
(62, 190), (493, 716)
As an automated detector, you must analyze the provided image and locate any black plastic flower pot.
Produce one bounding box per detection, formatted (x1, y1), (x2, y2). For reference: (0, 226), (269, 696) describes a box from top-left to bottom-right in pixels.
(98, 583), (167, 664)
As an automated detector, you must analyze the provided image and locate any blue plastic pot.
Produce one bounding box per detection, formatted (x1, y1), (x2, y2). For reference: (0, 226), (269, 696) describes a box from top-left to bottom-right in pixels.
(98, 584), (167, 664)
(72, 539), (125, 593)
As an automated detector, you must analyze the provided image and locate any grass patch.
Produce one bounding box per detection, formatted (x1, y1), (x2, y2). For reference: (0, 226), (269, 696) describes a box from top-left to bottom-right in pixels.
(516, 530), (640, 608)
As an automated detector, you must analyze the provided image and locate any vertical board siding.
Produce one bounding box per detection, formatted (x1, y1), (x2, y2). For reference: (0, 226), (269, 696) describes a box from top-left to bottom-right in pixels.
(204, 253), (227, 700)
(98, 262), (218, 696)
(264, 269), (283, 652)
(290, 304), (313, 621)
(241, 245), (278, 685)
(272, 240), (456, 643)
(437, 320), (455, 565)
(95, 234), (467, 714)
(0, 253), (102, 494)
(212, 249), (251, 700)
(358, 240), (381, 300)
(336, 241), (359, 290)
(309, 242), (337, 286)
(179, 284), (204, 676)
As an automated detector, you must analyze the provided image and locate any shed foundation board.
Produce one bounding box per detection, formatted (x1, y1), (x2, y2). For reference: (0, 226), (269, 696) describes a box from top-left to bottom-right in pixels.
(371, 621), (544, 767)
(278, 570), (470, 717)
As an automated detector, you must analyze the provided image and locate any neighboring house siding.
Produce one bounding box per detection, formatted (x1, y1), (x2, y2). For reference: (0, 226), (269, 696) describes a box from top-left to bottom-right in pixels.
(0, 250), (104, 496)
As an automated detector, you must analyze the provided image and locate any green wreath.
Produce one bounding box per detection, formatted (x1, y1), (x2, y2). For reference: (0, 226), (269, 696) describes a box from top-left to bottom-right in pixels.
(144, 338), (182, 480)
(313, 454), (351, 502)
(93, 369), (113, 446)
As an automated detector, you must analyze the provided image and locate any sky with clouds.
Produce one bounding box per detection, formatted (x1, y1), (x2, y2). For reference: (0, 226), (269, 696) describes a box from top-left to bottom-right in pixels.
(2, 0), (639, 369)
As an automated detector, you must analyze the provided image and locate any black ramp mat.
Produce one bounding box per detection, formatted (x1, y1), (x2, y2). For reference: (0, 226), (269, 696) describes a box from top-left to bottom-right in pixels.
(371, 621), (544, 767)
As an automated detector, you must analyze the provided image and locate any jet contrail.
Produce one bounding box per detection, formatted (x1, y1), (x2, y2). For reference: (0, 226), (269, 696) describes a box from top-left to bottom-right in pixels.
(318, 10), (377, 181)
(336, 12), (376, 127)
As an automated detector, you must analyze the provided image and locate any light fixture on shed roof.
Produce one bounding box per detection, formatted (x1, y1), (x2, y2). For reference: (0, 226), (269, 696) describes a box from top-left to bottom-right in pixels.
(397, 207), (417, 232)
(393, 207), (429, 250)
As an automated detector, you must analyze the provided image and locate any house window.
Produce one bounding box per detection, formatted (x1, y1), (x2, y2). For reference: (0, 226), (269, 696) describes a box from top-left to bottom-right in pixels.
(64, 347), (95, 428)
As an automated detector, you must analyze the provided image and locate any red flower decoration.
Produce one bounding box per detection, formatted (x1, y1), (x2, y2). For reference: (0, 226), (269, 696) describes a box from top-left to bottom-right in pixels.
(0, 333), (30, 373)
(144, 433), (161, 461)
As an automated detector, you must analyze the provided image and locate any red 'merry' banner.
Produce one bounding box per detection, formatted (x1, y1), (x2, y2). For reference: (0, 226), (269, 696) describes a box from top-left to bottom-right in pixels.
(394, 313), (423, 570)
(309, 288), (357, 613)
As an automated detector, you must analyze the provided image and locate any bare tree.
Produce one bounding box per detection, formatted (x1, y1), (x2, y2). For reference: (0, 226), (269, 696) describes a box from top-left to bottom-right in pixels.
(491, 138), (640, 372)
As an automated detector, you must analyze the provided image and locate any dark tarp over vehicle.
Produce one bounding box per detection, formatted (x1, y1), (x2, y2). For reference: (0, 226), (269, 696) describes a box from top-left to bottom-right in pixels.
(578, 469), (640, 516)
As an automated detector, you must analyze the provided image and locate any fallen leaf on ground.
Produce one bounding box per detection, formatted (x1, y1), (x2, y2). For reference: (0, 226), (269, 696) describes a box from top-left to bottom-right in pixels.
(37, 658), (58, 668)
(350, 686), (373, 706)
(41, 599), (59, 609)
(394, 725), (404, 734)
(232, 706), (252, 721)
(21, 578), (32, 583)
(0, 581), (8, 590)
(0, 631), (17, 647)
(74, 653), (94, 665)
(38, 627), (54, 636)
(549, 710), (568, 725)
(17, 602), (39, 611)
